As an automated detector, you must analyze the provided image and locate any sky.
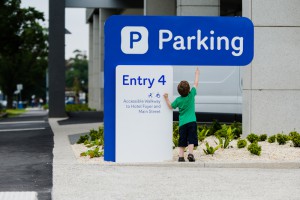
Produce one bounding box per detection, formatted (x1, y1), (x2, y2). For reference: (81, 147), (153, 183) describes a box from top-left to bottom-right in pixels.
(21, 0), (89, 59)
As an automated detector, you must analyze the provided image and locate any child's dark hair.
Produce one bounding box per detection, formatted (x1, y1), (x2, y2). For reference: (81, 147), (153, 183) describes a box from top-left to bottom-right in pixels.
(177, 81), (190, 97)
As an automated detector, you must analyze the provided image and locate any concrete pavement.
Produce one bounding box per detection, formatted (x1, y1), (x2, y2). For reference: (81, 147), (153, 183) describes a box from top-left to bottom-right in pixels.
(0, 109), (53, 200)
(49, 117), (300, 200)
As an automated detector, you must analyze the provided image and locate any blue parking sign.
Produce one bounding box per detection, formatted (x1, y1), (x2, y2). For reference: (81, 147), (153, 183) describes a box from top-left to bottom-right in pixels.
(104, 16), (254, 162)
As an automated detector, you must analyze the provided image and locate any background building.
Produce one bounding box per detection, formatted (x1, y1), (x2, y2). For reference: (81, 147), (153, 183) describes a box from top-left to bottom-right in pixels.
(49, 0), (300, 135)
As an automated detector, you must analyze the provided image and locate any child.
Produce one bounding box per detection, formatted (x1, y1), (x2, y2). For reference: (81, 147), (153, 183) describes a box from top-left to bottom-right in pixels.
(163, 68), (199, 162)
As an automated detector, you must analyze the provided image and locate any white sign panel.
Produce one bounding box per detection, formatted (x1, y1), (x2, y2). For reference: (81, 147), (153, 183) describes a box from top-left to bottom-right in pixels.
(116, 65), (173, 162)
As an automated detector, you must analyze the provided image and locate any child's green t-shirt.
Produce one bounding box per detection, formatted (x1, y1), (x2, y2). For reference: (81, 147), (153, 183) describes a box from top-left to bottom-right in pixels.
(171, 87), (197, 127)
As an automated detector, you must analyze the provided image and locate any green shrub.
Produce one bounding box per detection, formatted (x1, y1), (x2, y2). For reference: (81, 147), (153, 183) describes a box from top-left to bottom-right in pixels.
(77, 135), (89, 144)
(237, 139), (247, 148)
(43, 104), (49, 110)
(203, 142), (221, 155)
(173, 122), (179, 148)
(80, 147), (103, 158)
(216, 126), (235, 149)
(247, 142), (261, 156)
(231, 121), (242, 139)
(89, 129), (100, 141)
(86, 127), (104, 146)
(214, 124), (227, 138)
(288, 131), (300, 147)
(277, 133), (289, 145)
(197, 127), (209, 142)
(268, 135), (276, 143)
(99, 127), (104, 145)
(77, 126), (104, 147)
(289, 131), (299, 140)
(207, 119), (222, 136)
(291, 134), (300, 147)
(247, 133), (259, 143)
(65, 104), (96, 112)
(259, 134), (268, 142)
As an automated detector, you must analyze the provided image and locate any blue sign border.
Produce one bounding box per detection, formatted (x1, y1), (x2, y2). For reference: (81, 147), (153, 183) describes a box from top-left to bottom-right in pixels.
(104, 16), (254, 162)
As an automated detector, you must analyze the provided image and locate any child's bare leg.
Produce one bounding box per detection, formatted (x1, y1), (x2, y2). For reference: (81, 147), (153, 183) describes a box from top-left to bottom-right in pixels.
(188, 144), (194, 155)
(179, 147), (185, 157)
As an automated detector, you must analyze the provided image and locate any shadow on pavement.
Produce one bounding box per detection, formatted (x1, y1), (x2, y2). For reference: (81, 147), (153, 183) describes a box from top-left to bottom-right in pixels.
(58, 111), (103, 125)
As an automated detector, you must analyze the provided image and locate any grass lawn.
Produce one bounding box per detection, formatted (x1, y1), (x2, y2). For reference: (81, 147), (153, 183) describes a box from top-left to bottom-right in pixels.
(6, 109), (27, 117)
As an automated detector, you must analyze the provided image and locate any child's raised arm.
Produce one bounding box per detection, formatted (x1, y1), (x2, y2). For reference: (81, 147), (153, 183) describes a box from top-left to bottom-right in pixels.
(193, 67), (199, 88)
(163, 93), (173, 110)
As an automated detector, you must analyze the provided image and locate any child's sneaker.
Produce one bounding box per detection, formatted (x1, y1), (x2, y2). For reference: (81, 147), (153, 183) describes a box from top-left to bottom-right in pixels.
(178, 157), (185, 162)
(187, 154), (195, 162)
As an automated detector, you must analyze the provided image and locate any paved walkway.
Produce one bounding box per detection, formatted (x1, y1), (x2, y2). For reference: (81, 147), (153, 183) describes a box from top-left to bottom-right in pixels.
(49, 117), (300, 200)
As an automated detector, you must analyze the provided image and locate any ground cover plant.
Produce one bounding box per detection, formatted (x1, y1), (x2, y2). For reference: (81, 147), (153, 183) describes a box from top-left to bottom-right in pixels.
(247, 142), (262, 156)
(247, 133), (259, 143)
(66, 104), (96, 112)
(259, 134), (268, 141)
(173, 122), (179, 148)
(216, 126), (235, 149)
(237, 139), (247, 148)
(268, 135), (276, 143)
(203, 142), (221, 155)
(289, 131), (300, 147)
(77, 126), (104, 158)
(76, 121), (299, 160)
(197, 127), (209, 142)
(276, 133), (289, 145)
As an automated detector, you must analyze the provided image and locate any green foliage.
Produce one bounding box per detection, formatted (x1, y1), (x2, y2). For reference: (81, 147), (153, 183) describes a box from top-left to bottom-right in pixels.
(79, 127), (104, 158)
(199, 121), (241, 139)
(77, 135), (89, 144)
(289, 131), (299, 139)
(65, 50), (88, 92)
(277, 133), (289, 145)
(197, 127), (209, 142)
(247, 133), (259, 143)
(98, 126), (104, 146)
(231, 122), (242, 139)
(207, 120), (222, 136)
(43, 104), (49, 110)
(65, 104), (96, 112)
(89, 129), (99, 141)
(0, 0), (48, 108)
(77, 126), (104, 146)
(84, 140), (90, 145)
(268, 135), (276, 143)
(80, 147), (103, 158)
(203, 142), (221, 155)
(259, 134), (268, 142)
(237, 139), (247, 148)
(214, 124), (227, 138)
(290, 131), (300, 147)
(247, 142), (262, 156)
(173, 122), (179, 148)
(5, 109), (26, 117)
(89, 127), (104, 143)
(216, 126), (235, 149)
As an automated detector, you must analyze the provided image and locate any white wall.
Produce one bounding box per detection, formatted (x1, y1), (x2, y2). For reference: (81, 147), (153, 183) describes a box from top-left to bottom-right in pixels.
(242, 0), (300, 135)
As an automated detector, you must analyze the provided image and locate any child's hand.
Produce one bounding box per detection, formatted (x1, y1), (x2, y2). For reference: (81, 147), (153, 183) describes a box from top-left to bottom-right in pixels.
(163, 93), (168, 99)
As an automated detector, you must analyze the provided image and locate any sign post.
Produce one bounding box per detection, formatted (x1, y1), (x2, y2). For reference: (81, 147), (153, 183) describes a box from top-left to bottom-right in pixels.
(104, 16), (254, 162)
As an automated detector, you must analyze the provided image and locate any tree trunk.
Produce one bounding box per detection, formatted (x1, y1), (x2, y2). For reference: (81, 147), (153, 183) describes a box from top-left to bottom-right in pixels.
(6, 91), (14, 109)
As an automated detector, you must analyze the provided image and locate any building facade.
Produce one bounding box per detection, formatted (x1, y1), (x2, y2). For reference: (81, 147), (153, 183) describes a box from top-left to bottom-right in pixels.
(85, 0), (300, 135)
